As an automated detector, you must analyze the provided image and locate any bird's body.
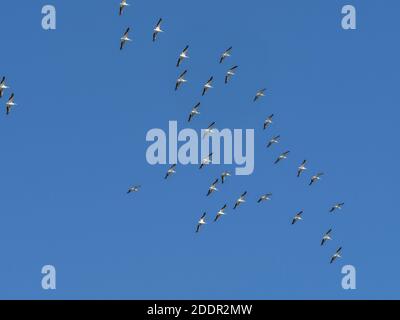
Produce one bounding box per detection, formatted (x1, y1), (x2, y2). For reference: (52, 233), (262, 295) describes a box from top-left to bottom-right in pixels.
(274, 151), (290, 164)
(220, 47), (232, 64)
(188, 102), (201, 122)
(0, 77), (9, 98)
(297, 160), (307, 177)
(292, 211), (303, 225)
(203, 122), (216, 139)
(234, 191), (247, 209)
(119, 0), (129, 16)
(321, 229), (332, 246)
(6, 93), (16, 115)
(309, 173), (324, 186)
(214, 205), (227, 222)
(127, 185), (141, 194)
(202, 77), (214, 96)
(221, 171), (231, 184)
(257, 193), (272, 203)
(330, 203), (345, 213)
(267, 135), (280, 148)
(225, 66), (238, 84)
(165, 164), (177, 179)
(175, 70), (188, 91)
(207, 179), (219, 196)
(120, 27), (132, 50)
(177, 45), (189, 67)
(199, 153), (213, 169)
(254, 88), (266, 102)
(330, 247), (342, 264)
(196, 213), (207, 233)
(263, 114), (274, 130)
(153, 18), (164, 42)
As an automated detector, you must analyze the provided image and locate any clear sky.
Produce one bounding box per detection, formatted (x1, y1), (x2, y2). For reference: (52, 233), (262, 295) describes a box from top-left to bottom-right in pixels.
(0, 0), (399, 299)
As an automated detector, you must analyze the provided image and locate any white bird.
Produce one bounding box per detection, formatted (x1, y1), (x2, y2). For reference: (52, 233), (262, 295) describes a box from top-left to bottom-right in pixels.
(330, 202), (345, 213)
(297, 160), (307, 177)
(199, 153), (213, 169)
(127, 185), (141, 194)
(263, 114), (274, 130)
(309, 172), (324, 186)
(220, 46), (232, 64)
(202, 76), (214, 96)
(175, 70), (188, 91)
(120, 27), (132, 50)
(254, 88), (266, 102)
(321, 229), (333, 246)
(119, 0), (130, 16)
(188, 102), (201, 122)
(274, 151), (290, 164)
(267, 135), (280, 148)
(214, 204), (227, 222)
(221, 171), (231, 184)
(330, 247), (342, 264)
(6, 93), (16, 115)
(292, 211), (303, 225)
(257, 193), (272, 203)
(234, 191), (247, 210)
(165, 164), (176, 180)
(0, 76), (9, 98)
(225, 66), (238, 84)
(207, 179), (219, 196)
(196, 212), (207, 233)
(177, 45), (189, 67)
(153, 18), (164, 42)
(203, 122), (216, 139)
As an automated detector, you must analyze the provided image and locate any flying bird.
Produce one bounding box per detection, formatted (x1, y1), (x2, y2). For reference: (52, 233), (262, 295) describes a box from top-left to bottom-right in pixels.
(309, 172), (324, 186)
(254, 88), (266, 102)
(234, 191), (247, 210)
(263, 114), (274, 130)
(188, 102), (201, 122)
(206, 179), (219, 196)
(297, 160), (307, 177)
(292, 211), (303, 225)
(196, 212), (207, 233)
(199, 153), (213, 169)
(175, 70), (188, 91)
(164, 164), (177, 180)
(214, 205), (227, 222)
(330, 202), (345, 213)
(152, 18), (164, 42)
(274, 151), (290, 164)
(202, 77), (214, 96)
(119, 0), (130, 16)
(321, 229), (333, 246)
(177, 45), (189, 67)
(0, 76), (9, 98)
(267, 135), (280, 148)
(203, 122), (216, 138)
(225, 66), (238, 84)
(127, 185), (141, 194)
(221, 171), (231, 184)
(6, 93), (16, 115)
(257, 193), (272, 203)
(220, 47), (232, 64)
(120, 27), (132, 50)
(330, 247), (342, 264)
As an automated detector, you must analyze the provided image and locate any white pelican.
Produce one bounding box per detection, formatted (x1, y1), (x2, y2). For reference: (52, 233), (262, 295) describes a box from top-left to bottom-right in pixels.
(188, 102), (200, 122)
(203, 121), (216, 138)
(0, 77), (9, 98)
(263, 114), (274, 130)
(330, 247), (342, 264)
(127, 185), (141, 194)
(202, 76), (214, 96)
(234, 191), (247, 210)
(220, 46), (232, 64)
(254, 88), (266, 102)
(119, 0), (130, 16)
(165, 164), (176, 179)
(274, 151), (290, 164)
(225, 66), (238, 84)
(206, 179), (219, 196)
(120, 27), (132, 50)
(257, 193), (272, 203)
(175, 70), (188, 91)
(297, 160), (307, 177)
(292, 211), (303, 225)
(199, 153), (213, 169)
(177, 45), (189, 67)
(309, 172), (324, 186)
(330, 202), (345, 213)
(267, 135), (280, 148)
(196, 212), (207, 233)
(153, 18), (164, 42)
(214, 204), (227, 222)
(6, 93), (16, 115)
(221, 171), (231, 184)
(321, 229), (332, 246)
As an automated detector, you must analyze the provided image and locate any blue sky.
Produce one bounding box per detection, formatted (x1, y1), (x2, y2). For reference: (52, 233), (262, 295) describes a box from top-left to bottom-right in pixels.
(0, 0), (399, 299)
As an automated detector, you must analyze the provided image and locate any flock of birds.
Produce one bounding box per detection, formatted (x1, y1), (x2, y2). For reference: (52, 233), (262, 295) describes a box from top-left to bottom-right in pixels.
(119, 1), (346, 265)
(0, 77), (16, 115)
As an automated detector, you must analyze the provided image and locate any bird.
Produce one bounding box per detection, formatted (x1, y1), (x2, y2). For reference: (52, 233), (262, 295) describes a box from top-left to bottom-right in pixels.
(175, 70), (188, 91)
(196, 212), (207, 233)
(177, 45), (189, 67)
(202, 77), (214, 96)
(203, 122), (216, 138)
(188, 102), (201, 122)
(234, 191), (247, 210)
(120, 27), (132, 50)
(225, 66), (238, 84)
(274, 151), (290, 164)
(330, 203), (345, 213)
(127, 185), (141, 194)
(6, 93), (16, 115)
(221, 171), (231, 184)
(199, 153), (213, 169)
(321, 229), (333, 246)
(119, 0), (130, 16)
(330, 247), (342, 264)
(214, 205), (227, 222)
(254, 88), (266, 102)
(257, 193), (272, 203)
(164, 164), (176, 179)
(292, 211), (303, 225)
(152, 18), (164, 42)
(207, 179), (219, 196)
(297, 160), (307, 177)
(0, 76), (9, 98)
(309, 172), (324, 186)
(267, 135), (280, 148)
(220, 47), (232, 64)
(263, 114), (274, 130)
